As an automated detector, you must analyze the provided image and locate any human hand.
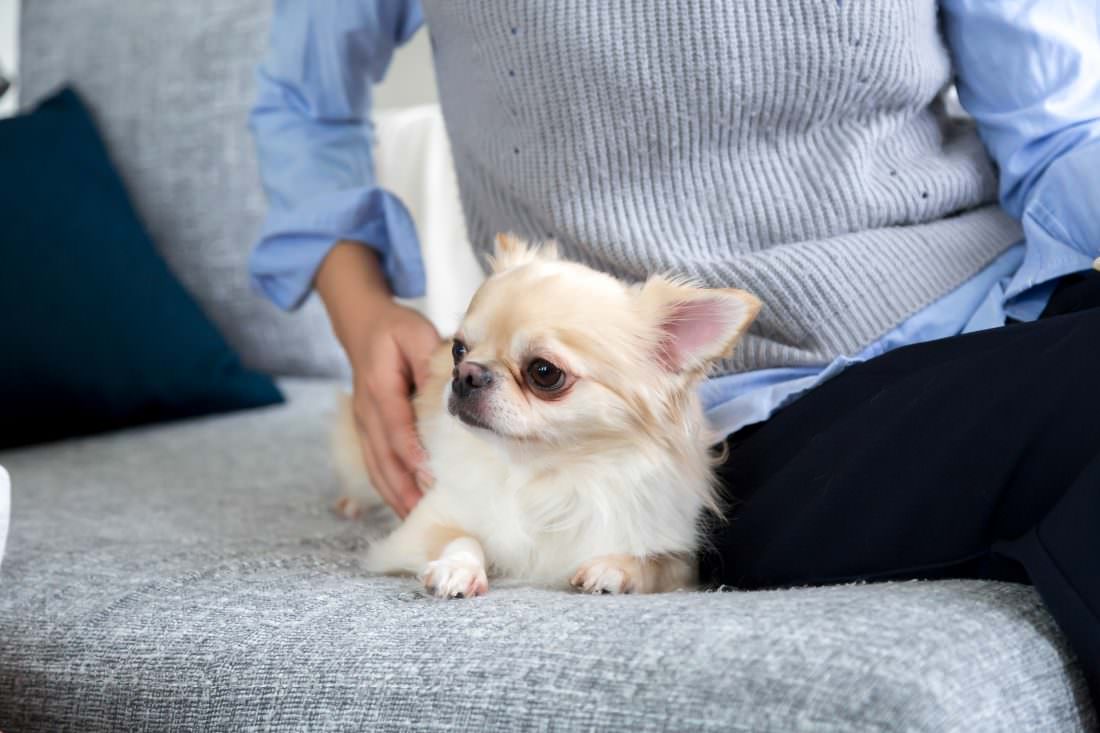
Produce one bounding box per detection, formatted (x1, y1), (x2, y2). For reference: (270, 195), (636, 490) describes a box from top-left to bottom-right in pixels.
(346, 299), (440, 516)
(316, 241), (442, 517)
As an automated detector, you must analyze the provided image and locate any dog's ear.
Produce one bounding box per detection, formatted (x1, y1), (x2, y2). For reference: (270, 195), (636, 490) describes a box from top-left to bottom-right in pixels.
(489, 233), (559, 273)
(641, 277), (761, 372)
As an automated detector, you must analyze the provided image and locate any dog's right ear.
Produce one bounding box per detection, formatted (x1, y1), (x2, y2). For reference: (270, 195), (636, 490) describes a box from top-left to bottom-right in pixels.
(489, 232), (559, 273)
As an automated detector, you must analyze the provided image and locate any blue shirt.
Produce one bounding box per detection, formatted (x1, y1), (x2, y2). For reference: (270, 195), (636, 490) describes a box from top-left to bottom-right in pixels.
(250, 0), (1100, 436)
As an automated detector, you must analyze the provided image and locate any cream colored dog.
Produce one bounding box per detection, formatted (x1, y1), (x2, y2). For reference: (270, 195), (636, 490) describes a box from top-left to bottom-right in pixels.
(335, 235), (760, 597)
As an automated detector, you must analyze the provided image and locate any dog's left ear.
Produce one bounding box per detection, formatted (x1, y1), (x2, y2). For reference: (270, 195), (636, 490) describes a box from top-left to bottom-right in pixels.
(489, 232), (559, 273)
(641, 278), (762, 372)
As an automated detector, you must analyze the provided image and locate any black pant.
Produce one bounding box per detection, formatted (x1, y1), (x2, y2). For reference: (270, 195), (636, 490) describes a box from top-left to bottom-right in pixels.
(702, 270), (1100, 700)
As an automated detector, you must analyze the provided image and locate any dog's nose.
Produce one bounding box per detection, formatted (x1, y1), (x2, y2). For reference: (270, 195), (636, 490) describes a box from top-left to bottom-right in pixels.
(452, 361), (494, 398)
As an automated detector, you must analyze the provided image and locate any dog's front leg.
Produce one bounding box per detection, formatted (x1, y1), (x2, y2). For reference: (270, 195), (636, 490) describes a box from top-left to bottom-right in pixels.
(421, 534), (489, 599)
(571, 554), (695, 594)
(365, 509), (488, 598)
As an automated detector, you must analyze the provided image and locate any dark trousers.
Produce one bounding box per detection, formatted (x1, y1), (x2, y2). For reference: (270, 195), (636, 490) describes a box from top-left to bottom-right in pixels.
(702, 270), (1100, 700)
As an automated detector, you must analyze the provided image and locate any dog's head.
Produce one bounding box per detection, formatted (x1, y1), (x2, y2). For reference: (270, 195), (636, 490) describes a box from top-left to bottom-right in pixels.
(445, 234), (761, 447)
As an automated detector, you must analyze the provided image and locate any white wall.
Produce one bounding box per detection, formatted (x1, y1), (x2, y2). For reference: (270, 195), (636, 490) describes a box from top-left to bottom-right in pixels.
(375, 28), (439, 111)
(0, 0), (18, 117)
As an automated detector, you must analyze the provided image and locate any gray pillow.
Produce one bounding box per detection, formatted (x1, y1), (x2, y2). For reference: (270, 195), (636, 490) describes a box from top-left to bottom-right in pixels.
(18, 0), (349, 378)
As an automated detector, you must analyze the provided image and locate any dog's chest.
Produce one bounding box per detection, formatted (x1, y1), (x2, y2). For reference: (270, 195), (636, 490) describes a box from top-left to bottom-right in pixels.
(423, 421), (704, 586)
(425, 461), (609, 584)
(478, 496), (600, 585)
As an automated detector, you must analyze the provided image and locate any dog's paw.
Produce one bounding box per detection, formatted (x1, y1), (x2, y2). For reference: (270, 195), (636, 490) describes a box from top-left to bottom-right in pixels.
(333, 495), (363, 520)
(571, 556), (638, 594)
(420, 557), (489, 599)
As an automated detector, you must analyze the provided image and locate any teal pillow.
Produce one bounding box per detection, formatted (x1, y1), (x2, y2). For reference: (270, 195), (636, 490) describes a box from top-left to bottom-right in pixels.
(0, 87), (283, 448)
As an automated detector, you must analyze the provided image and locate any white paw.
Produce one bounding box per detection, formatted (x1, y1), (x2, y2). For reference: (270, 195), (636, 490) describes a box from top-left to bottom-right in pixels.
(420, 556), (489, 599)
(571, 558), (636, 594)
(333, 495), (363, 520)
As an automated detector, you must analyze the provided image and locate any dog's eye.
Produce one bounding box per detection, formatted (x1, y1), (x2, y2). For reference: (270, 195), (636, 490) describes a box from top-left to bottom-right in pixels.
(452, 339), (468, 364)
(526, 359), (565, 392)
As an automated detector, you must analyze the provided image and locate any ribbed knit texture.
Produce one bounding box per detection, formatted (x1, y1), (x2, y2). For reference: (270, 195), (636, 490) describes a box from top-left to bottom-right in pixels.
(421, 1), (1022, 372)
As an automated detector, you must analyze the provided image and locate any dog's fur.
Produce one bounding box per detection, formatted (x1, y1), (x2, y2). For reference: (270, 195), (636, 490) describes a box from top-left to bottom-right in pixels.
(335, 234), (760, 597)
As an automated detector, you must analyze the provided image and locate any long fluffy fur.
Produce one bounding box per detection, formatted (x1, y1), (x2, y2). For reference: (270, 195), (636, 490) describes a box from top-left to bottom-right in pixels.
(337, 235), (760, 595)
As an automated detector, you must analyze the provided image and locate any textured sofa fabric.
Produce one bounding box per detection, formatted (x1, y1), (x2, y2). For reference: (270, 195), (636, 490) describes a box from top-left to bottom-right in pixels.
(0, 465), (8, 571)
(0, 381), (1094, 732)
(7, 1), (1099, 729)
(18, 0), (348, 379)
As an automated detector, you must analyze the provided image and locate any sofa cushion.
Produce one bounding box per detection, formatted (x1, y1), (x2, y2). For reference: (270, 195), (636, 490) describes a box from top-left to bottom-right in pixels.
(18, 0), (349, 379)
(0, 379), (1094, 731)
(0, 87), (283, 449)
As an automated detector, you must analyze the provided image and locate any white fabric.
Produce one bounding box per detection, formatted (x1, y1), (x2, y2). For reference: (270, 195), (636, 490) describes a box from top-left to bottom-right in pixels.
(374, 104), (484, 337)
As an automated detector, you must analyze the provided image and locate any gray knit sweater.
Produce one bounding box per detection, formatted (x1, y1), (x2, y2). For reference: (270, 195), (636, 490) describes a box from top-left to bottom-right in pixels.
(420, 1), (1021, 372)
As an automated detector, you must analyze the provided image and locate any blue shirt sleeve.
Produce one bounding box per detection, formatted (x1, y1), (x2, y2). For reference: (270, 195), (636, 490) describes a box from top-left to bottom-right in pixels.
(249, 0), (426, 310)
(941, 0), (1100, 312)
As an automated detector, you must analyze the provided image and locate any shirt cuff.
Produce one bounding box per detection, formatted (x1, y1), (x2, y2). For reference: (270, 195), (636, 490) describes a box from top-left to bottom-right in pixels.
(249, 187), (425, 310)
(1003, 138), (1100, 308)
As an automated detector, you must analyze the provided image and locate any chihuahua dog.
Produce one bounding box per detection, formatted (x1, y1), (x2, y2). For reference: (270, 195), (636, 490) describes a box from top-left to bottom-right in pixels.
(334, 234), (760, 597)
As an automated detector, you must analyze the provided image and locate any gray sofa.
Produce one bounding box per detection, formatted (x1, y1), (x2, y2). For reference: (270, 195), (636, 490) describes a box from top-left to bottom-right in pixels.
(1, 2), (1095, 730)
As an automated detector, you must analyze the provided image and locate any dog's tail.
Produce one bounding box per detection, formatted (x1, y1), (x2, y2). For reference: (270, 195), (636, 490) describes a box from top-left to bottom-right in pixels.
(331, 391), (385, 519)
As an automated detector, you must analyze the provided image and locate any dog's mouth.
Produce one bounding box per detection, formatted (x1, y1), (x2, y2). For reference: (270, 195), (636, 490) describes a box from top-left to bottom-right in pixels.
(447, 397), (497, 434)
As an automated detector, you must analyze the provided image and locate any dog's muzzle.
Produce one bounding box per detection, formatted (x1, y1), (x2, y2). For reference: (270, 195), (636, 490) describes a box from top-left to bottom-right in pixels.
(451, 361), (494, 399)
(448, 361), (497, 431)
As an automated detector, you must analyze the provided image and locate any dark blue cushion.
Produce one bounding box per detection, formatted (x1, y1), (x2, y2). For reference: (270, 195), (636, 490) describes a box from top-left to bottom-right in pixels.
(0, 87), (283, 449)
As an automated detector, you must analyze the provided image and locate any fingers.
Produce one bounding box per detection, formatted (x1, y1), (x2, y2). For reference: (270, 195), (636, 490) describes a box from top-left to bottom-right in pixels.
(374, 377), (427, 480)
(360, 398), (421, 517)
(391, 320), (440, 491)
(399, 316), (443, 391)
(361, 364), (424, 514)
(353, 399), (405, 517)
(345, 307), (439, 517)
(411, 360), (433, 394)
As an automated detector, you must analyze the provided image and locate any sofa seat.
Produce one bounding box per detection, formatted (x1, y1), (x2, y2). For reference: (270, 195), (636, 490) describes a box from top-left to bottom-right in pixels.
(0, 380), (1094, 732)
